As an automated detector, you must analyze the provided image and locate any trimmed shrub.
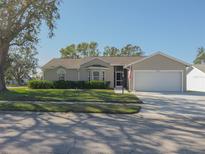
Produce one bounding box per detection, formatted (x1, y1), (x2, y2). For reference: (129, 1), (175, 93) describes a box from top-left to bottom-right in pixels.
(52, 80), (110, 89)
(88, 80), (110, 89)
(53, 80), (69, 89)
(28, 80), (110, 89)
(28, 80), (53, 89)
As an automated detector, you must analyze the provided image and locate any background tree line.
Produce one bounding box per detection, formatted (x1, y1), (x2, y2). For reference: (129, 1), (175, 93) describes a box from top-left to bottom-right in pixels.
(194, 47), (205, 64)
(5, 46), (38, 86)
(60, 42), (205, 65)
(60, 42), (144, 58)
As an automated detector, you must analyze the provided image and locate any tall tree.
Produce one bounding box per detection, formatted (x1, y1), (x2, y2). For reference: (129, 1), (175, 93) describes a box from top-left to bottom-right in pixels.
(194, 47), (205, 64)
(88, 42), (99, 56)
(77, 42), (89, 57)
(5, 46), (38, 85)
(120, 44), (143, 56)
(60, 42), (99, 58)
(103, 46), (120, 56)
(60, 44), (79, 58)
(0, 0), (60, 91)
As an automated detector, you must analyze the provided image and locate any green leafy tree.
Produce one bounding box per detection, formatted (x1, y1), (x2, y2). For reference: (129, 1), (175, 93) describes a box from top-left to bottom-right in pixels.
(5, 46), (38, 85)
(0, 0), (60, 91)
(103, 46), (120, 56)
(60, 42), (99, 58)
(88, 42), (99, 56)
(194, 47), (205, 64)
(77, 42), (89, 57)
(60, 44), (79, 58)
(120, 44), (143, 56)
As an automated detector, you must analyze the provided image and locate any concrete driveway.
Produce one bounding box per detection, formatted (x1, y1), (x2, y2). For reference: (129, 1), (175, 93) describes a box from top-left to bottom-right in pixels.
(0, 92), (205, 154)
(136, 91), (205, 121)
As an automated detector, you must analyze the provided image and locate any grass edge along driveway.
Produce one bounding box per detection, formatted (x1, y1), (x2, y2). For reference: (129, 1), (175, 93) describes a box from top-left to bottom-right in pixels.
(0, 102), (141, 114)
(0, 87), (141, 103)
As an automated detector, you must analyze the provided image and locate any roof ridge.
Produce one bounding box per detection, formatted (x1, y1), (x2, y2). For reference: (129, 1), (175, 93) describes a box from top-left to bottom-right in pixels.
(54, 56), (144, 59)
(42, 56), (145, 69)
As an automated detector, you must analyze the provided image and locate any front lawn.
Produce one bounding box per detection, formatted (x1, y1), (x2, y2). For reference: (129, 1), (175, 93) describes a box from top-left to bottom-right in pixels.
(0, 102), (141, 114)
(0, 87), (141, 103)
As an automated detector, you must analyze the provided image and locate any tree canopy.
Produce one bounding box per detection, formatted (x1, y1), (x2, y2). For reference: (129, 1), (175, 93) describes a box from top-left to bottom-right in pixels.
(103, 46), (120, 56)
(60, 43), (144, 58)
(5, 46), (38, 85)
(121, 44), (143, 56)
(60, 42), (99, 58)
(0, 0), (60, 91)
(194, 47), (205, 64)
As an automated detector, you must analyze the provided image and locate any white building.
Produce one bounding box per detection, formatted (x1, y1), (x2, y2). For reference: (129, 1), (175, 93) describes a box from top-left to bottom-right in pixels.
(187, 64), (205, 92)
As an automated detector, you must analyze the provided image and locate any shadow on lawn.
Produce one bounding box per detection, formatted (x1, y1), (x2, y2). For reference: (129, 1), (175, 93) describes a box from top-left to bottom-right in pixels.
(0, 88), (140, 103)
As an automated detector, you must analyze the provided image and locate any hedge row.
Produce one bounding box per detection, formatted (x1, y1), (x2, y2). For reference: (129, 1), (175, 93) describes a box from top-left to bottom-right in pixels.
(28, 80), (53, 89)
(28, 80), (110, 89)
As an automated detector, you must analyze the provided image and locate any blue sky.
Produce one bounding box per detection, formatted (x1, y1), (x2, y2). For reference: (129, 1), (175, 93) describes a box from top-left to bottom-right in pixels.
(37, 0), (205, 65)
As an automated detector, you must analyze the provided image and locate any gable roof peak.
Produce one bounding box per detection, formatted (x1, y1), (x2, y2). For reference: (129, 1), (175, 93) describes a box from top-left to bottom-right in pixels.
(125, 51), (190, 68)
(193, 64), (205, 73)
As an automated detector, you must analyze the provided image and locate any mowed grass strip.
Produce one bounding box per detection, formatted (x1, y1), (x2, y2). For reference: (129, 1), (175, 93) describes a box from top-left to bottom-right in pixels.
(0, 102), (141, 114)
(0, 87), (141, 103)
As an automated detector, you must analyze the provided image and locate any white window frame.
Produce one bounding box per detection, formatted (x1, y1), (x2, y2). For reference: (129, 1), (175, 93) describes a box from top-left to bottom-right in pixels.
(57, 68), (66, 81)
(90, 70), (105, 81)
(115, 71), (124, 87)
(93, 71), (100, 80)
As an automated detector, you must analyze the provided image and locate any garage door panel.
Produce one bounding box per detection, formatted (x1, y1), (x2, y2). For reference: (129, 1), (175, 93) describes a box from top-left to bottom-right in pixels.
(134, 71), (182, 92)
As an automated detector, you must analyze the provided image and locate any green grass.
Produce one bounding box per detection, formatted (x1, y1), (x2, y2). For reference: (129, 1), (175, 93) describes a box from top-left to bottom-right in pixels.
(0, 102), (141, 114)
(0, 87), (141, 103)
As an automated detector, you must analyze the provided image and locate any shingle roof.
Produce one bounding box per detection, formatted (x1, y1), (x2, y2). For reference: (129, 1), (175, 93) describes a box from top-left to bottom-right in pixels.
(42, 56), (145, 69)
(194, 64), (205, 73)
(97, 56), (144, 65)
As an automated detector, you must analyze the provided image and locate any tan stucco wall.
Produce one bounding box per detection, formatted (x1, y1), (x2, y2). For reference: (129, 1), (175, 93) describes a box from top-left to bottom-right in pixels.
(43, 59), (115, 88)
(129, 54), (187, 91)
(79, 68), (88, 81)
(105, 66), (114, 88)
(43, 67), (78, 81)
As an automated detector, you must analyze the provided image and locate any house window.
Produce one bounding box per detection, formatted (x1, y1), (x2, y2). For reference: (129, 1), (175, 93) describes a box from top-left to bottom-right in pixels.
(58, 74), (65, 80)
(93, 71), (100, 80)
(91, 71), (105, 80)
(57, 68), (66, 81)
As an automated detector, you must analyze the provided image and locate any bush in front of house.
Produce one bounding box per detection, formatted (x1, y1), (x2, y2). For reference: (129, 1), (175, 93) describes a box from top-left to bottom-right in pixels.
(28, 80), (110, 89)
(53, 81), (86, 89)
(53, 80), (110, 89)
(53, 80), (69, 89)
(28, 80), (53, 89)
(88, 80), (110, 89)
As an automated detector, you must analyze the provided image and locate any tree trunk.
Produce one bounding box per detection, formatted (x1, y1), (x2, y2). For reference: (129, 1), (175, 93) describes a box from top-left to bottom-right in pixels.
(16, 77), (22, 86)
(0, 42), (9, 92)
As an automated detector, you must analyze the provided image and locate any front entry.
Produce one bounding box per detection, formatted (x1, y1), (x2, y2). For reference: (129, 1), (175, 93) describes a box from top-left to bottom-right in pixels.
(115, 71), (123, 88)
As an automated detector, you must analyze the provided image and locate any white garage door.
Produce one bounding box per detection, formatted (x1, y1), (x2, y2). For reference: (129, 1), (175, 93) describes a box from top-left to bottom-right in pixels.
(134, 71), (183, 92)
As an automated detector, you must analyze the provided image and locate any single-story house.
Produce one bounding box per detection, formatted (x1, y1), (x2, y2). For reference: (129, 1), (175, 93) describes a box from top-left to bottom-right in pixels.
(42, 52), (190, 92)
(187, 64), (205, 92)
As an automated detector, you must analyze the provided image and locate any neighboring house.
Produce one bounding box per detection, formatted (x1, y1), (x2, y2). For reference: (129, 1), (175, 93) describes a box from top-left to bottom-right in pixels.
(42, 52), (189, 92)
(6, 78), (30, 86)
(187, 64), (205, 92)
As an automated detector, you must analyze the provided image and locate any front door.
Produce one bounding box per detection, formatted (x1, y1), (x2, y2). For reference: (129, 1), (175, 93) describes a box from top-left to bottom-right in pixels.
(115, 71), (123, 87)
